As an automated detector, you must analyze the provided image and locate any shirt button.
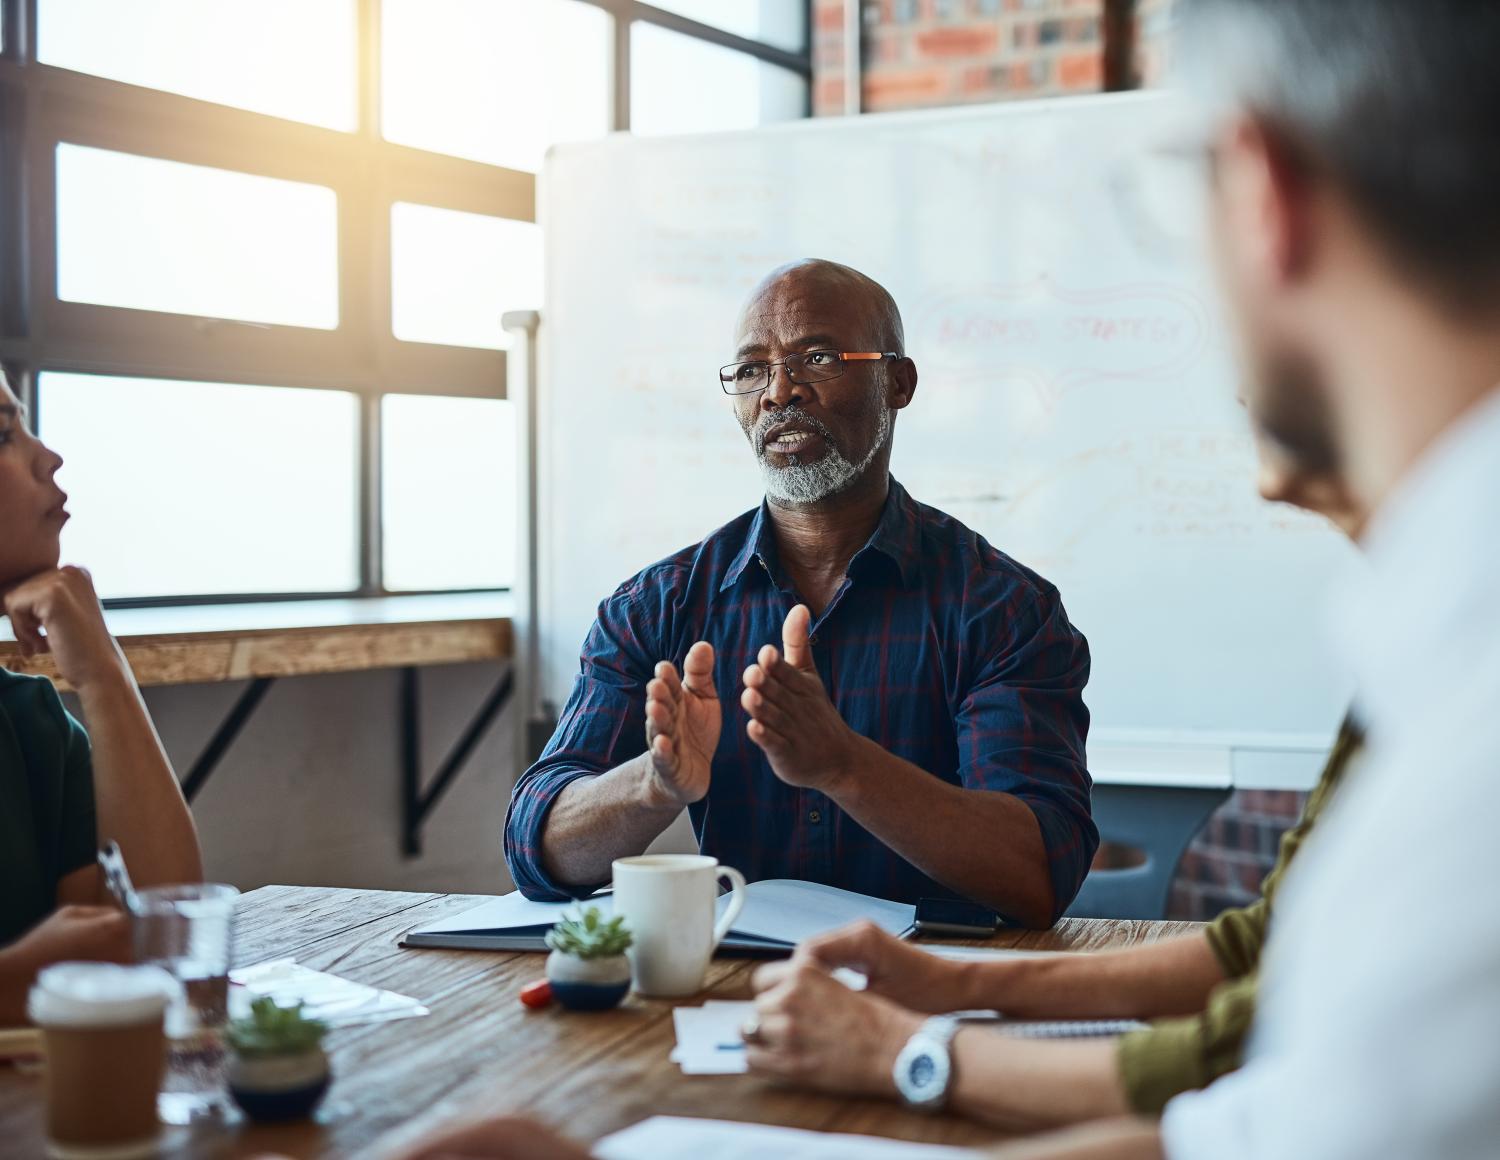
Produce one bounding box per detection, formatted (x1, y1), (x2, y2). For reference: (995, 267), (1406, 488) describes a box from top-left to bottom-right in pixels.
(808, 809), (822, 824)
(808, 633), (819, 645)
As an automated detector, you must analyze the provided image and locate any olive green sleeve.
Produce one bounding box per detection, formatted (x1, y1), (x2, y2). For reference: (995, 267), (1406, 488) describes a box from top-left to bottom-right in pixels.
(1116, 719), (1364, 1115)
(1116, 973), (1262, 1115)
(1202, 897), (1269, 982)
(1202, 718), (1361, 978)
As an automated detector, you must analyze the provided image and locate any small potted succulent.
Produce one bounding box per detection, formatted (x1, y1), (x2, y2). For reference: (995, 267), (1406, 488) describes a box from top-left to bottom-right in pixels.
(544, 907), (633, 1011)
(226, 997), (331, 1122)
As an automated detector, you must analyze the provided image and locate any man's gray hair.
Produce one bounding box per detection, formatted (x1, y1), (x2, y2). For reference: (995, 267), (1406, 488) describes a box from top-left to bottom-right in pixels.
(1176, 0), (1500, 313)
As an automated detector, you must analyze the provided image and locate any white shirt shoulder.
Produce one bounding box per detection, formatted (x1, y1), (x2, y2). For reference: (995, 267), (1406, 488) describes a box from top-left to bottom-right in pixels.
(1163, 388), (1500, 1160)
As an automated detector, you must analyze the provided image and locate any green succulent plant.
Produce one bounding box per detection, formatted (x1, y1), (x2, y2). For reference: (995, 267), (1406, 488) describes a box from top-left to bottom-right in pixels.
(545, 906), (633, 960)
(227, 996), (329, 1058)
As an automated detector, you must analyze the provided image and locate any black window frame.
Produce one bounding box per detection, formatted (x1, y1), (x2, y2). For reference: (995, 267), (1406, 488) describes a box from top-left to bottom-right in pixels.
(584, 0), (814, 131)
(0, 0), (812, 610)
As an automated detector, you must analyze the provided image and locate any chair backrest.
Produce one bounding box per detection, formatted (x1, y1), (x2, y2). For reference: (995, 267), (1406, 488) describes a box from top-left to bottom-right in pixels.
(1065, 785), (1230, 920)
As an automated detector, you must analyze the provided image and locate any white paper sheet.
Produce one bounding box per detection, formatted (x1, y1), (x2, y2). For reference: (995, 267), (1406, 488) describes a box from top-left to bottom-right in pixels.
(230, 959), (429, 1028)
(670, 1001), (754, 1074)
(593, 1116), (974, 1159)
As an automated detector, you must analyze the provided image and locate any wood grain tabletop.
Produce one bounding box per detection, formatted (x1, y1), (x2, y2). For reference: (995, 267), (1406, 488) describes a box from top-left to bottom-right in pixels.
(0, 886), (1200, 1158)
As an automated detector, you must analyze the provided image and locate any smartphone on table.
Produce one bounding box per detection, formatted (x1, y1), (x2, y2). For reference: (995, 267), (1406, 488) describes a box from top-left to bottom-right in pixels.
(910, 897), (1001, 939)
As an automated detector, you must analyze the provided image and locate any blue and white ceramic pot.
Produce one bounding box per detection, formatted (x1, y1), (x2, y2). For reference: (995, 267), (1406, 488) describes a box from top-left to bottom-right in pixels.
(545, 951), (631, 1011)
(227, 1046), (331, 1122)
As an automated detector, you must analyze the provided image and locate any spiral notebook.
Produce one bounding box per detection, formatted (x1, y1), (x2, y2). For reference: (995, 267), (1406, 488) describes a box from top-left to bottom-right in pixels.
(996, 1019), (1149, 1038)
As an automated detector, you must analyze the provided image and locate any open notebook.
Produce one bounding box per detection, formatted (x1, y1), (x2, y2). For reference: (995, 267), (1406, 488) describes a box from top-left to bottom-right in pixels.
(401, 880), (915, 956)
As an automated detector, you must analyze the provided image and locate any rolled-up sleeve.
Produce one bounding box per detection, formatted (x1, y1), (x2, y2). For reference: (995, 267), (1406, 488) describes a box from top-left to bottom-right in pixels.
(503, 582), (662, 900)
(1117, 972), (1261, 1115)
(955, 583), (1095, 924)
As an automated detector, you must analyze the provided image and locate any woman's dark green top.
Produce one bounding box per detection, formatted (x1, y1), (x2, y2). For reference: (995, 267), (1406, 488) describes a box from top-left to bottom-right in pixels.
(0, 669), (95, 946)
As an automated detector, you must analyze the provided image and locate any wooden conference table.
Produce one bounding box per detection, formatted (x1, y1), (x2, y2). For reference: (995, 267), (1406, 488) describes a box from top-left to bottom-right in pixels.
(0, 886), (1198, 1158)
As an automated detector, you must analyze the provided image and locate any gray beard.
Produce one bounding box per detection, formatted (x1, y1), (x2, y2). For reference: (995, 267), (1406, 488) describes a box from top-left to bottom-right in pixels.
(759, 406), (892, 505)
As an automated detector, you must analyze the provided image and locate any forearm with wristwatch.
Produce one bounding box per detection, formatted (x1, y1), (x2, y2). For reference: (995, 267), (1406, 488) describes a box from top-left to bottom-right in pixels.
(892, 1010), (1135, 1132)
(892, 1011), (998, 1111)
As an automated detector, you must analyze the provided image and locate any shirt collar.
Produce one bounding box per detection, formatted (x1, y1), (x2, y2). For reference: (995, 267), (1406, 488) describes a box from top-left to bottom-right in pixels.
(720, 476), (923, 593)
(1332, 384), (1500, 737)
(721, 502), (776, 592)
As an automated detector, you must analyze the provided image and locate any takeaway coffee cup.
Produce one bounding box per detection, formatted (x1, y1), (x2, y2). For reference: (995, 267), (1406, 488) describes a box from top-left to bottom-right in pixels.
(29, 962), (179, 1160)
(611, 855), (747, 997)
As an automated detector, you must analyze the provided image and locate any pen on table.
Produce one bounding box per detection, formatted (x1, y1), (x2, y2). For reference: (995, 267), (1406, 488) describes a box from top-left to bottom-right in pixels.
(98, 841), (141, 914)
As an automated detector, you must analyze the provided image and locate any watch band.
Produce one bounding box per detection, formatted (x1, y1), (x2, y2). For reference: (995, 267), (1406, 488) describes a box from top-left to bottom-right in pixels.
(892, 1016), (959, 1112)
(921, 1014), (963, 1050)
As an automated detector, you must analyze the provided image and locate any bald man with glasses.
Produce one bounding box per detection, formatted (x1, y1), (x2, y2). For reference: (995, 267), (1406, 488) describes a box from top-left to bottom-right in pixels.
(504, 259), (1095, 929)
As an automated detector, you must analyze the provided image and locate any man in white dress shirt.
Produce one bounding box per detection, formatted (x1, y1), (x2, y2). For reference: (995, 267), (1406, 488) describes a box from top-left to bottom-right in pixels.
(1007, 1), (1500, 1157)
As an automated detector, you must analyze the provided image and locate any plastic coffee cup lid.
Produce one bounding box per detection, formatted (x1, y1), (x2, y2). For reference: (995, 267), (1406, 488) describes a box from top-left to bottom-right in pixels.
(28, 963), (181, 1028)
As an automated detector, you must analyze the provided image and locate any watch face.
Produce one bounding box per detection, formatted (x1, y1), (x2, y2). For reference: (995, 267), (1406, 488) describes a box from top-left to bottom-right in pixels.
(908, 1054), (937, 1089)
(895, 1035), (951, 1109)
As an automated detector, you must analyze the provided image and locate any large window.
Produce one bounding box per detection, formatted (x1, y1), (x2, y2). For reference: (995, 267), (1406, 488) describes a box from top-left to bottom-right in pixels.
(56, 145), (341, 329)
(37, 0), (361, 130)
(630, 23), (807, 136)
(41, 372), (362, 600)
(381, 0), (613, 173)
(390, 203), (542, 351)
(0, 1), (810, 605)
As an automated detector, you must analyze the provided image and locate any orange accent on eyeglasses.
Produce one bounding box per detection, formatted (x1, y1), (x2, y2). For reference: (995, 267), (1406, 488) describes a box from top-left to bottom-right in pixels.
(718, 350), (900, 395)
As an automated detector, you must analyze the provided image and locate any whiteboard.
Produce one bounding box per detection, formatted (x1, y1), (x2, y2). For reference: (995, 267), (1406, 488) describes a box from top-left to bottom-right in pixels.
(539, 93), (1357, 789)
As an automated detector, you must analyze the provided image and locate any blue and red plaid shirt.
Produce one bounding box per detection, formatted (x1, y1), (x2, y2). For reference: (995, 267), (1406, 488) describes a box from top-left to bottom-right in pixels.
(504, 477), (1096, 922)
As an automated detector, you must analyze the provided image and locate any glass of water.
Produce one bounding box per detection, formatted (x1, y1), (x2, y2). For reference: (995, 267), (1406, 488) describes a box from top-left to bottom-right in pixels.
(133, 884), (240, 1124)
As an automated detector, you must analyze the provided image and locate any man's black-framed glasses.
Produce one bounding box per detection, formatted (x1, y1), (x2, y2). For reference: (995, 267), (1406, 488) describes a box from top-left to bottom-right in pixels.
(719, 350), (899, 396)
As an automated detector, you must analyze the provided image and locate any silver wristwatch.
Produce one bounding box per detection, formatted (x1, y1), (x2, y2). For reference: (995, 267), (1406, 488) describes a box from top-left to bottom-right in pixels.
(892, 1015), (961, 1111)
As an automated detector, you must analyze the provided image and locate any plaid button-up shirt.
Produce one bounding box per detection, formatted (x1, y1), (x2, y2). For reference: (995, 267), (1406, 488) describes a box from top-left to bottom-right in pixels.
(505, 478), (1096, 922)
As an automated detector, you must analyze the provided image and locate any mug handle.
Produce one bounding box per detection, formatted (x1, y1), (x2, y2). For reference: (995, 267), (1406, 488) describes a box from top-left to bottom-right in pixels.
(711, 866), (748, 950)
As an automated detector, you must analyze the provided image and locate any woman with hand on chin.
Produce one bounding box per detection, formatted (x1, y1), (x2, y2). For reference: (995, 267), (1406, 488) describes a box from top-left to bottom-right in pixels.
(0, 369), (201, 1023)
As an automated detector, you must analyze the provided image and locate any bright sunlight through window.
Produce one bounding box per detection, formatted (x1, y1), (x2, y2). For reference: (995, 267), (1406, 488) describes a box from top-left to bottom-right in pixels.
(56, 144), (340, 329)
(42, 373), (361, 600)
(391, 203), (542, 350)
(630, 22), (807, 137)
(39, 0), (358, 130)
(382, 395), (516, 591)
(382, 0), (611, 172)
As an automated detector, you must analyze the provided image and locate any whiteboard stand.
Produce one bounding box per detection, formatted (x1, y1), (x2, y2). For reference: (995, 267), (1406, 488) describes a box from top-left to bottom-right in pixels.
(503, 308), (558, 768)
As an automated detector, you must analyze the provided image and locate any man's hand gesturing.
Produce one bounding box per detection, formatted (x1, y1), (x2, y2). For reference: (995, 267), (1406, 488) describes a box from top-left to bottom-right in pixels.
(642, 641), (720, 809)
(741, 605), (861, 794)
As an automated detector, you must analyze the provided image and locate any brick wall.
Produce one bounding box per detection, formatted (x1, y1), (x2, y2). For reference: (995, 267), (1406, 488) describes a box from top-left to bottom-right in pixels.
(813, 0), (1108, 116)
(1167, 789), (1306, 920)
(812, 0), (1297, 923)
(813, 0), (849, 114)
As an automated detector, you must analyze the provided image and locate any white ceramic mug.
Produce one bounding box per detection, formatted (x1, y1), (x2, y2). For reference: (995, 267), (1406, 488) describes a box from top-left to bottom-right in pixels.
(611, 855), (747, 997)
